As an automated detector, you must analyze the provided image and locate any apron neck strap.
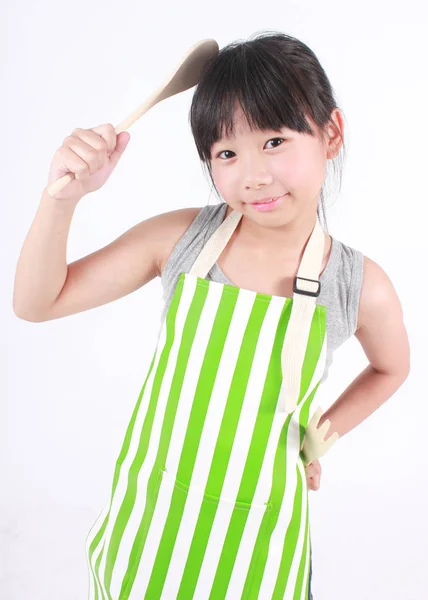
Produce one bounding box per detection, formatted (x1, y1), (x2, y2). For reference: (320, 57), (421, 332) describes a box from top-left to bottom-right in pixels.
(189, 207), (327, 415)
(189, 208), (325, 292)
(189, 209), (243, 278)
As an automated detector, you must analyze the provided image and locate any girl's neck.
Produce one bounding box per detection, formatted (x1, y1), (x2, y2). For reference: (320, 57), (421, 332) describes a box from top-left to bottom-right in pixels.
(224, 203), (320, 259)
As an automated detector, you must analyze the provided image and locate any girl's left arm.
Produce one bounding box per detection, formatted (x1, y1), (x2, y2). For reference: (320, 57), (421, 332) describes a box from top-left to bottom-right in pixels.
(319, 255), (411, 439)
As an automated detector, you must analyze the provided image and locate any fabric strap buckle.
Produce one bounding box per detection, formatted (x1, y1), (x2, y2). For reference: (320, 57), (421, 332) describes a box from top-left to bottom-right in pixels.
(293, 276), (321, 298)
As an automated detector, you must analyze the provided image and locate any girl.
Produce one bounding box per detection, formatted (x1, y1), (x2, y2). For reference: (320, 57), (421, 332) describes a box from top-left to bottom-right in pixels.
(13, 31), (410, 600)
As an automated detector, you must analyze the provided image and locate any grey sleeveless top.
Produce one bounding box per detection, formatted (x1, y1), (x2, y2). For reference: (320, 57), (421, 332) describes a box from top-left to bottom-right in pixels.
(160, 203), (364, 383)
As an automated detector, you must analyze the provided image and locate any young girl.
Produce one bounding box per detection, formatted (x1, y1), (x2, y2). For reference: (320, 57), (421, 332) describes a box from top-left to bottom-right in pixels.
(13, 31), (410, 600)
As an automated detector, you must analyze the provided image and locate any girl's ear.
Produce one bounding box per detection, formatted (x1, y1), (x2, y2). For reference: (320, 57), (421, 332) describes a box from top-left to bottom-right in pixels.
(325, 108), (345, 159)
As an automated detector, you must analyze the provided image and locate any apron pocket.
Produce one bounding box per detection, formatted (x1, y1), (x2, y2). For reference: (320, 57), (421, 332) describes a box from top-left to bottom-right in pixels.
(158, 469), (272, 593)
(161, 468), (272, 512)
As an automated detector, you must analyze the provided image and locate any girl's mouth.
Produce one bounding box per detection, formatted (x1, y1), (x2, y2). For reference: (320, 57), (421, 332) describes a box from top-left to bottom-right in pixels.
(250, 193), (289, 211)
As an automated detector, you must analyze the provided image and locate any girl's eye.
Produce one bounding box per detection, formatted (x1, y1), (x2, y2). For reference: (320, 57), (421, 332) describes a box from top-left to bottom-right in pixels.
(216, 137), (284, 160)
(217, 150), (235, 160)
(265, 137), (284, 149)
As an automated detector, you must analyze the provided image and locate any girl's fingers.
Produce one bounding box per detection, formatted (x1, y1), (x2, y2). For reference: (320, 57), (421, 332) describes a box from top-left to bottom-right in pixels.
(305, 459), (321, 476)
(305, 459), (321, 491)
(308, 476), (320, 491)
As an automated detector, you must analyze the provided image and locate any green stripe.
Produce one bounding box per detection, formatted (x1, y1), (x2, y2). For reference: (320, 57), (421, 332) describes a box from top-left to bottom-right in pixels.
(120, 274), (210, 598)
(87, 516), (107, 599)
(180, 290), (272, 598)
(304, 533), (312, 599)
(208, 296), (292, 598)
(294, 491), (310, 599)
(242, 412), (293, 598)
(91, 349), (156, 595)
(146, 281), (241, 598)
(298, 302), (326, 457)
(101, 275), (186, 598)
(299, 304), (327, 407)
(241, 381), (323, 596)
(94, 548), (106, 599)
(272, 462), (304, 598)
(87, 273), (328, 598)
(89, 341), (155, 594)
(240, 300), (326, 598)
(89, 310), (161, 593)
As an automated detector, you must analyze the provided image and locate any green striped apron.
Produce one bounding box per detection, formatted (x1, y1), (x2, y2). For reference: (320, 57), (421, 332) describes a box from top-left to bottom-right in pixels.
(86, 209), (328, 599)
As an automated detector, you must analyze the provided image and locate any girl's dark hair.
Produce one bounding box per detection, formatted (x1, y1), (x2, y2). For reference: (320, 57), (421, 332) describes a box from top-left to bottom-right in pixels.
(189, 30), (346, 233)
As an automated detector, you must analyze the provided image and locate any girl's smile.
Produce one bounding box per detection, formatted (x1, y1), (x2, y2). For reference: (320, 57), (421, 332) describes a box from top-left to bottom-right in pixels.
(247, 193), (290, 211)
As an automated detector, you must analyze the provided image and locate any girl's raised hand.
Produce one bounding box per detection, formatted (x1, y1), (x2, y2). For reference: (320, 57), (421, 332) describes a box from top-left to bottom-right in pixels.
(46, 124), (130, 202)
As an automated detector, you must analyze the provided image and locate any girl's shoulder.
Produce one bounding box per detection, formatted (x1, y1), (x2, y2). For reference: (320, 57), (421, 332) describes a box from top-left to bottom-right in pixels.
(158, 204), (230, 277)
(157, 205), (205, 276)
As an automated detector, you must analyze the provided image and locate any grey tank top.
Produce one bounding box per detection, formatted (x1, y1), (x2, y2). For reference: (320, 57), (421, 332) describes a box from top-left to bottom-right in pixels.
(160, 202), (364, 383)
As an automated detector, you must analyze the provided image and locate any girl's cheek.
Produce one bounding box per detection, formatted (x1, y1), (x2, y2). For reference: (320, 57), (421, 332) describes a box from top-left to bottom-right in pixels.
(215, 174), (238, 195)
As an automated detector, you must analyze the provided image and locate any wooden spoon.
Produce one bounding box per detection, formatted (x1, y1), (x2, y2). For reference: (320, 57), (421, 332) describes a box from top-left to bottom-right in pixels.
(47, 38), (219, 197)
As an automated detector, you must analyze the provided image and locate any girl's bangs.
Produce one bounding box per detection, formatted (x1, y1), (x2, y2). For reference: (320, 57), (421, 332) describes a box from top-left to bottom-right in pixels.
(190, 44), (317, 162)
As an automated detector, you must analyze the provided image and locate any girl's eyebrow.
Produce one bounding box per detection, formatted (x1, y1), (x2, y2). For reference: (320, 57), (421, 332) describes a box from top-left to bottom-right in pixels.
(212, 129), (289, 148)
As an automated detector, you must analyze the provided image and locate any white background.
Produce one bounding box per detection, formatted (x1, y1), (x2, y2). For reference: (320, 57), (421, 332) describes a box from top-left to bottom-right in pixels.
(2, 1), (427, 599)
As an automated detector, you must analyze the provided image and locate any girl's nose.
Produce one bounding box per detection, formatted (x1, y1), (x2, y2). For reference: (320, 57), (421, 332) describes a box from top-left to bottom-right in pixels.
(243, 169), (273, 190)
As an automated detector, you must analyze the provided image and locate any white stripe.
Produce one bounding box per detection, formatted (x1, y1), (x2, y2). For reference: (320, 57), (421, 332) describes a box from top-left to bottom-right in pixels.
(95, 320), (166, 598)
(257, 399), (303, 597)
(85, 503), (109, 599)
(109, 277), (198, 597)
(285, 339), (327, 598)
(90, 536), (108, 599)
(165, 287), (264, 598)
(224, 298), (293, 598)
(193, 294), (286, 598)
(225, 315), (326, 598)
(284, 459), (308, 598)
(258, 336), (327, 598)
(301, 509), (311, 600)
(131, 277), (225, 598)
(94, 273), (326, 599)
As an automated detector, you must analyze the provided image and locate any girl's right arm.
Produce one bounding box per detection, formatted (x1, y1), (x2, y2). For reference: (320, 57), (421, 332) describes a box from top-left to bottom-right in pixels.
(13, 124), (201, 322)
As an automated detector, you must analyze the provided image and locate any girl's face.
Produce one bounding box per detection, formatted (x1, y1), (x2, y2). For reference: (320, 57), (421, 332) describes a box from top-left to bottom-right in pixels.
(209, 103), (338, 226)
